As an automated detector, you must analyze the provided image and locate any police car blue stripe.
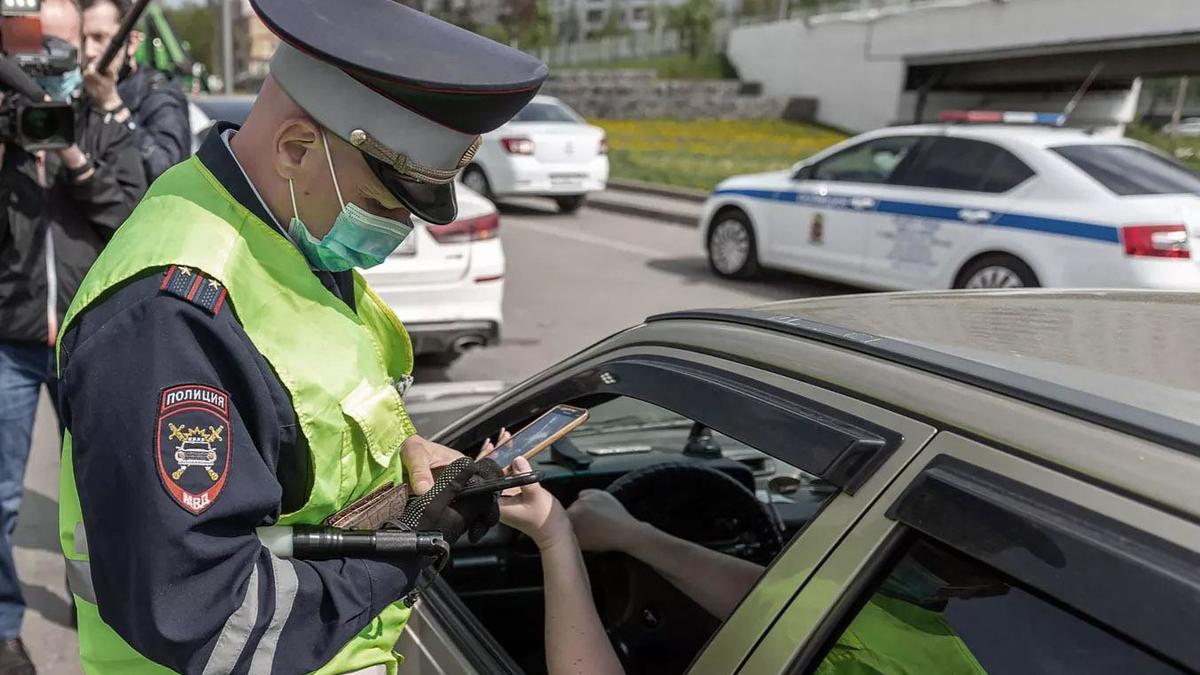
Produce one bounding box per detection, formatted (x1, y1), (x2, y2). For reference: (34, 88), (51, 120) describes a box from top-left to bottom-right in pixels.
(714, 189), (1121, 244)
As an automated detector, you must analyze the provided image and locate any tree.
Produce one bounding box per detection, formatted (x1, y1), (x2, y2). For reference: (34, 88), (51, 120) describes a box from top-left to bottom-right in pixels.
(162, 3), (217, 73)
(667, 0), (713, 60)
(452, 0), (480, 33)
(597, 0), (630, 37)
(558, 0), (582, 43)
(478, 22), (512, 44)
(519, 0), (557, 49)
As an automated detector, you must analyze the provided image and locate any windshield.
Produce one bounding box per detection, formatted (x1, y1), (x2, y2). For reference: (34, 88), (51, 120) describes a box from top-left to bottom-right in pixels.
(1052, 144), (1200, 196)
(513, 101), (580, 123)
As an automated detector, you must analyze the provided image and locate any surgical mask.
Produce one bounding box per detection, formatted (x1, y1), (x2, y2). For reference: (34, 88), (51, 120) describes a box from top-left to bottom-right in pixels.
(287, 129), (414, 272)
(36, 67), (82, 102)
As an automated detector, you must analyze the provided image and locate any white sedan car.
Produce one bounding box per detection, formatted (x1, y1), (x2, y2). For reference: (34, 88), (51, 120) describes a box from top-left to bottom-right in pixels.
(461, 95), (608, 213)
(364, 184), (503, 365)
(702, 119), (1200, 290)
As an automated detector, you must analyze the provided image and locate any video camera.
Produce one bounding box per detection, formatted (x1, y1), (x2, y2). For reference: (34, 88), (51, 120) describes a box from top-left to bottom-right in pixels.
(0, 0), (76, 150)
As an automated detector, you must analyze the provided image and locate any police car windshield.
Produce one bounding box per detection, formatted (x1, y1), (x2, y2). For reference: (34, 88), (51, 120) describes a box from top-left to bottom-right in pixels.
(1052, 144), (1200, 196)
(514, 102), (580, 123)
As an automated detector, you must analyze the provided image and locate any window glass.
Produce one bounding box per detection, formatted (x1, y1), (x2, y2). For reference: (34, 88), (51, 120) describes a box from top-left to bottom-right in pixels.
(513, 101), (581, 123)
(1052, 144), (1200, 196)
(812, 136), (923, 184)
(447, 396), (840, 675)
(894, 137), (1032, 193)
(810, 538), (1186, 675)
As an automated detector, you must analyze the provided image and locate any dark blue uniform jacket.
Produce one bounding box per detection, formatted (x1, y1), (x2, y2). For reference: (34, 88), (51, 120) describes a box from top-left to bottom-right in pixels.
(58, 124), (418, 674)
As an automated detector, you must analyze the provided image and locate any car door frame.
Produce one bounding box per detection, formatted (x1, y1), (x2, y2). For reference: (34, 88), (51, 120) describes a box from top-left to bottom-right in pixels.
(784, 134), (933, 287)
(737, 431), (1200, 675)
(405, 342), (939, 675)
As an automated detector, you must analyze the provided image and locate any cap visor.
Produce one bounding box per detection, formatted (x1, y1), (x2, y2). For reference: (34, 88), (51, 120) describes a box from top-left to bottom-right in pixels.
(364, 154), (459, 225)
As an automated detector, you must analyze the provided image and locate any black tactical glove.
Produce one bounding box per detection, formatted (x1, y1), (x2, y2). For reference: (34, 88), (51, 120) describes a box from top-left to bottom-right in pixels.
(397, 457), (503, 544)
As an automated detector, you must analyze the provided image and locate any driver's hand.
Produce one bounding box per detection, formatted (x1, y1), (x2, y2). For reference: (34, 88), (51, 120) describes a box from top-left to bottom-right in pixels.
(401, 435), (466, 495)
(497, 456), (571, 550)
(567, 489), (643, 553)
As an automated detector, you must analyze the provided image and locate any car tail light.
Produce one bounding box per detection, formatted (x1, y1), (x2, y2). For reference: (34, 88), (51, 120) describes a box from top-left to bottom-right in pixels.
(599, 136), (608, 155)
(500, 137), (534, 155)
(428, 212), (499, 244)
(1121, 224), (1191, 259)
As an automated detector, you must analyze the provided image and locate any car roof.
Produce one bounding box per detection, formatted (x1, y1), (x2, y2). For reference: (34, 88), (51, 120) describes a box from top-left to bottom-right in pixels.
(869, 123), (1132, 150)
(650, 290), (1200, 454)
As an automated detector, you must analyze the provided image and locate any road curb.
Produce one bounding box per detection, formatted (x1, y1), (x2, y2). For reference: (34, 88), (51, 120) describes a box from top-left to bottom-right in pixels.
(588, 195), (700, 227)
(607, 178), (709, 204)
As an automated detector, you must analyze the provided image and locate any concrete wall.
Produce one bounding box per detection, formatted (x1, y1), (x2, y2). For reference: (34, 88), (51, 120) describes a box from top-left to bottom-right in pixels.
(727, 18), (905, 131)
(870, 0), (1200, 62)
(542, 70), (814, 120)
(727, 0), (1200, 132)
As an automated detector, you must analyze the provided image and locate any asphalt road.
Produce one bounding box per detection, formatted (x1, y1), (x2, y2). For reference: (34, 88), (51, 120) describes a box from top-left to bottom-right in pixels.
(19, 199), (853, 671)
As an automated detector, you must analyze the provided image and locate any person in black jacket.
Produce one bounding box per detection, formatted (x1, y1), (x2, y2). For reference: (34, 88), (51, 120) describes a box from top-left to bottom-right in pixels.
(82, 0), (190, 183)
(0, 0), (145, 670)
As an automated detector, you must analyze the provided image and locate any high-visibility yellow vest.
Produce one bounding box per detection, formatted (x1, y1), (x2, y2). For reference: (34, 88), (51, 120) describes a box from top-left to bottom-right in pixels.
(58, 155), (418, 674)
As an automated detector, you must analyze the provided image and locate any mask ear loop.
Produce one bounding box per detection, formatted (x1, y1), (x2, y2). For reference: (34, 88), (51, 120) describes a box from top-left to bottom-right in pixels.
(321, 128), (347, 209)
(288, 178), (300, 222)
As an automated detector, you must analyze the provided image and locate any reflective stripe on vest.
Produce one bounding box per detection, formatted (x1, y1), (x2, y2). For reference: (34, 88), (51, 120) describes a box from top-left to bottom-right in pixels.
(58, 156), (417, 674)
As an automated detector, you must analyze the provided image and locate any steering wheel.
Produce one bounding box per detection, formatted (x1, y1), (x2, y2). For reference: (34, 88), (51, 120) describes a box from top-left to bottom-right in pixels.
(587, 463), (783, 675)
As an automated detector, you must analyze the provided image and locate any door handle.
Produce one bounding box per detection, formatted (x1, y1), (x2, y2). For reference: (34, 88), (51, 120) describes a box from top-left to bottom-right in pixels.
(958, 209), (993, 223)
(850, 196), (877, 210)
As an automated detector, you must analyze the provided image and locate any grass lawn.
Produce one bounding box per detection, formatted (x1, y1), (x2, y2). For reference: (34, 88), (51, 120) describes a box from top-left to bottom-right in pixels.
(592, 118), (849, 191)
(559, 50), (732, 80)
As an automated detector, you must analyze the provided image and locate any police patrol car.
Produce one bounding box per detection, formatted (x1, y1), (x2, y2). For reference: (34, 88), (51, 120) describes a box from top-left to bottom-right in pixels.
(702, 112), (1200, 290)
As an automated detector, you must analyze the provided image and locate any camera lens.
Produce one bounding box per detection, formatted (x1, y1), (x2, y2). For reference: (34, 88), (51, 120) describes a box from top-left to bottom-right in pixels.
(22, 108), (58, 142)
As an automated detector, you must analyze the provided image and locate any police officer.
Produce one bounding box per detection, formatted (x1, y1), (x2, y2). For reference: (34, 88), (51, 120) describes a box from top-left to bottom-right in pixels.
(55, 0), (548, 672)
(81, 0), (191, 182)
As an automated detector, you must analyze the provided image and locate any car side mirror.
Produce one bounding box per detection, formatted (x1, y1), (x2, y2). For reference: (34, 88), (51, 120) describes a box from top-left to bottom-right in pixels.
(791, 163), (814, 181)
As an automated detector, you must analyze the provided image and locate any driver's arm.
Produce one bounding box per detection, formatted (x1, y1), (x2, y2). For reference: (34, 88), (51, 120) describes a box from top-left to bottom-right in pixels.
(493, 457), (624, 675)
(568, 490), (764, 622)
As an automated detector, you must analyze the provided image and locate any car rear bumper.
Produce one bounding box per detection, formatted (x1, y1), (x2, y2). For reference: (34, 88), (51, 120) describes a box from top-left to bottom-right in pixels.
(404, 320), (501, 356)
(492, 156), (609, 196)
(1123, 258), (1200, 290)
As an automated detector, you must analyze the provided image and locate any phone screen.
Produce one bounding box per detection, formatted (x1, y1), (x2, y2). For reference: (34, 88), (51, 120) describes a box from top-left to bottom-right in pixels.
(487, 406), (587, 470)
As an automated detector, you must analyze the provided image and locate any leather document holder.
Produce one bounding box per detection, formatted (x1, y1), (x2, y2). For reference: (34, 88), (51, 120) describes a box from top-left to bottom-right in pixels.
(324, 482), (409, 530)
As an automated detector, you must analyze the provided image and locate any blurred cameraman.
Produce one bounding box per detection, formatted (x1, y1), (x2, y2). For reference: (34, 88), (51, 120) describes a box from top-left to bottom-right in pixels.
(82, 0), (189, 182)
(0, 0), (145, 670)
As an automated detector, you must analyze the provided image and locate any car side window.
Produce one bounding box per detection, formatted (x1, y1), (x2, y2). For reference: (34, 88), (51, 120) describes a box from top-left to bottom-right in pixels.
(893, 137), (1033, 193)
(448, 395), (841, 675)
(807, 537), (1186, 675)
(811, 136), (923, 184)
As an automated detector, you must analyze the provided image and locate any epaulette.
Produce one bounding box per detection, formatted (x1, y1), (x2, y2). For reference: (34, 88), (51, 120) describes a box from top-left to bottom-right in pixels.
(160, 265), (227, 316)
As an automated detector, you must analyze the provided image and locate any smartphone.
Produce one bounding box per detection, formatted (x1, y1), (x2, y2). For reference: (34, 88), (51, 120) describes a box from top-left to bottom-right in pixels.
(486, 404), (589, 471)
(457, 471), (544, 498)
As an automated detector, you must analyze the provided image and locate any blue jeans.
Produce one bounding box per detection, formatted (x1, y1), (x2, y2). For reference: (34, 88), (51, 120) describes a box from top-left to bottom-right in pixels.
(0, 341), (57, 638)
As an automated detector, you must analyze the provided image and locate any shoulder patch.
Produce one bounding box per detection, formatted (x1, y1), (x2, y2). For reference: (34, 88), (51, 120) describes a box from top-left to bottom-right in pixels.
(156, 384), (232, 515)
(160, 266), (227, 316)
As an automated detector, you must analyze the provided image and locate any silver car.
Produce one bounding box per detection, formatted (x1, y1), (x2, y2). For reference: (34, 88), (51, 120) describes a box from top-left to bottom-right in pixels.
(398, 289), (1200, 675)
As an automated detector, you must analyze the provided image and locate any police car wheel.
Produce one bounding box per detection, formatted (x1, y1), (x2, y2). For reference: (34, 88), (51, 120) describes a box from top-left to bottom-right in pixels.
(461, 165), (493, 200)
(707, 212), (759, 279)
(955, 254), (1039, 289)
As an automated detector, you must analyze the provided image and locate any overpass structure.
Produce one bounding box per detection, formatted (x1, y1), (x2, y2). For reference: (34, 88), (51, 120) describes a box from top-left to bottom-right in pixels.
(727, 0), (1200, 133)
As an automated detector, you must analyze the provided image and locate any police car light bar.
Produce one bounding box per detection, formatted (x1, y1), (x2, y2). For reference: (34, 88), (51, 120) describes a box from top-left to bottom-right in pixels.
(939, 110), (1066, 126)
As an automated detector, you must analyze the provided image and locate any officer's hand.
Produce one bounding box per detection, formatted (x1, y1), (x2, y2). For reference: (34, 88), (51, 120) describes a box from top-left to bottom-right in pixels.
(401, 435), (466, 495)
(397, 457), (503, 544)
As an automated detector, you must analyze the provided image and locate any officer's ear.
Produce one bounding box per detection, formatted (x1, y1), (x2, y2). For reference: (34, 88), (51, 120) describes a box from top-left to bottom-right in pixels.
(273, 119), (322, 183)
